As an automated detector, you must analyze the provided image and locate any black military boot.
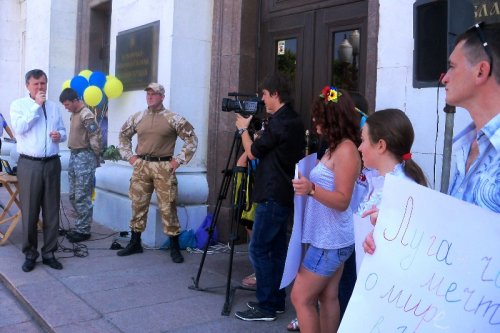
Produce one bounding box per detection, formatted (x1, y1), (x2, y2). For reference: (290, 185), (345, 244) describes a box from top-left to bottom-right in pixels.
(170, 235), (184, 263)
(117, 231), (143, 256)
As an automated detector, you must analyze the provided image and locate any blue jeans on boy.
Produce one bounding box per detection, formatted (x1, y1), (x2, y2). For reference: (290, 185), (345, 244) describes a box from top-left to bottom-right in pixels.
(249, 200), (291, 315)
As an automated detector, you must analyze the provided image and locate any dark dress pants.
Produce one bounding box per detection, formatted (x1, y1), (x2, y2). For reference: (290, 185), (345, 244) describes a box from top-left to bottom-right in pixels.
(17, 156), (61, 260)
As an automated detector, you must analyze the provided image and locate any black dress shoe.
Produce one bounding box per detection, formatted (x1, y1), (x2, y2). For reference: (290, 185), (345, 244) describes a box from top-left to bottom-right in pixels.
(66, 231), (91, 243)
(42, 257), (63, 270)
(22, 258), (36, 272)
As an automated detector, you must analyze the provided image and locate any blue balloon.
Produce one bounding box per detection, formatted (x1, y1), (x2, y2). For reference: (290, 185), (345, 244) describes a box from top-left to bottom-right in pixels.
(70, 75), (89, 98)
(89, 71), (107, 89)
(97, 93), (108, 108)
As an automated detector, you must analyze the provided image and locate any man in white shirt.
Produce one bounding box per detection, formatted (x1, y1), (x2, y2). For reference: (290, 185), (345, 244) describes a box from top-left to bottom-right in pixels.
(10, 69), (67, 272)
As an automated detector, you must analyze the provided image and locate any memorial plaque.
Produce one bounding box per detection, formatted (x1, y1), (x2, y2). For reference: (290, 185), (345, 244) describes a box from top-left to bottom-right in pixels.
(116, 21), (159, 91)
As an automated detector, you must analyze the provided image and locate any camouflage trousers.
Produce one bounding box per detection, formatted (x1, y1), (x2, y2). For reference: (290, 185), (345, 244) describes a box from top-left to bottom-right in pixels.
(128, 158), (180, 236)
(68, 149), (97, 234)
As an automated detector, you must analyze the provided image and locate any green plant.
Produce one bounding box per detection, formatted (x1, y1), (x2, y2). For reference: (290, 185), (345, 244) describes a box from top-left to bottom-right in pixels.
(102, 145), (122, 161)
(277, 49), (296, 83)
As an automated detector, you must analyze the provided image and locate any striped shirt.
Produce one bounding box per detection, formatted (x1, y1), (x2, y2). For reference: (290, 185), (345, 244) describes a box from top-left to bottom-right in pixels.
(302, 162), (354, 249)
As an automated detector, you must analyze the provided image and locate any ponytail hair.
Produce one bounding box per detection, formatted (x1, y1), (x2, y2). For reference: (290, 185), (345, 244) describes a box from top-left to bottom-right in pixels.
(403, 159), (428, 187)
(366, 109), (428, 187)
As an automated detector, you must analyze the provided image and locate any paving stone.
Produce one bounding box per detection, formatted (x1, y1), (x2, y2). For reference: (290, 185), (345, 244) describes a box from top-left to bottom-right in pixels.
(0, 192), (297, 332)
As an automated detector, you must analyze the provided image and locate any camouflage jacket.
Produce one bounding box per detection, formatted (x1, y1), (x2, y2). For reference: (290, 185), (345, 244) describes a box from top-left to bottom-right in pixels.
(69, 106), (102, 159)
(118, 106), (198, 165)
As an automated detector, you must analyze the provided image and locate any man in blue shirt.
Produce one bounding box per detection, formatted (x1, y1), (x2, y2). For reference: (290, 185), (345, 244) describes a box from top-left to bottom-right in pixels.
(0, 112), (16, 174)
(234, 73), (304, 321)
(442, 23), (499, 213)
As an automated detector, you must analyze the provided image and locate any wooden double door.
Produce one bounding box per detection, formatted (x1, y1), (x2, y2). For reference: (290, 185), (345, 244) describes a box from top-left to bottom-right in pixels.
(259, 0), (369, 130)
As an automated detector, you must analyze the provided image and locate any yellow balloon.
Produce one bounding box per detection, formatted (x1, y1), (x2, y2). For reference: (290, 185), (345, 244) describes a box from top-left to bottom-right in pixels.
(105, 75), (116, 87)
(83, 86), (103, 107)
(61, 79), (71, 90)
(103, 77), (124, 99)
(79, 69), (93, 80)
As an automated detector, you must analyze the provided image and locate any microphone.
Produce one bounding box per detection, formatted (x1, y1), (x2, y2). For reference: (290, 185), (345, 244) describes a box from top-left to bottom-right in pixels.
(41, 102), (47, 119)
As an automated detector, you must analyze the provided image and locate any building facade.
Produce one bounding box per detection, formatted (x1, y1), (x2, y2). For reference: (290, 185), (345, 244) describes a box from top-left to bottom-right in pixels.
(1, 0), (497, 244)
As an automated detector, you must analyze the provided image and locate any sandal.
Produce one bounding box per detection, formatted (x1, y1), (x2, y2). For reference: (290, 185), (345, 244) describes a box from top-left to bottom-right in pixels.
(287, 317), (300, 331)
(241, 272), (256, 287)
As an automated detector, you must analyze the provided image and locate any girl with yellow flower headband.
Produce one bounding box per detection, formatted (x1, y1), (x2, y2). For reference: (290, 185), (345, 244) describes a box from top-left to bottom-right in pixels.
(291, 87), (361, 333)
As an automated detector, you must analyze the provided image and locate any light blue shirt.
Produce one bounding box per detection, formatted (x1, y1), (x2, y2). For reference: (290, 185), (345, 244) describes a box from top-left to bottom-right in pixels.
(357, 164), (412, 215)
(10, 96), (67, 157)
(0, 113), (6, 136)
(448, 114), (500, 213)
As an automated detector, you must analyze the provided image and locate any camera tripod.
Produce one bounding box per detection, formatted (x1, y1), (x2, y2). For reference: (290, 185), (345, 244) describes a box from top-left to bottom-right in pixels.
(189, 129), (254, 316)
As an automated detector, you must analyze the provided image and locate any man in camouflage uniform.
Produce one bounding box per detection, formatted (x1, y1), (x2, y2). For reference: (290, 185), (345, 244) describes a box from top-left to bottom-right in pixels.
(117, 83), (198, 263)
(59, 88), (102, 243)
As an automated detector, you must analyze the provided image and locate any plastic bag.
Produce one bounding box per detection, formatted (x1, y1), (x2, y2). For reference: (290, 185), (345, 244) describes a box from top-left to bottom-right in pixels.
(195, 213), (218, 249)
(161, 229), (197, 250)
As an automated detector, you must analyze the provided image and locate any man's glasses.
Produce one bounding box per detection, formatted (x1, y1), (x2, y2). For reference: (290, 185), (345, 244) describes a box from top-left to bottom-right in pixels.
(468, 21), (493, 76)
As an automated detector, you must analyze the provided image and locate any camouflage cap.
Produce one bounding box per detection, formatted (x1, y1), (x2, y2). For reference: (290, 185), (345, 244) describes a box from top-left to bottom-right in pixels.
(144, 83), (165, 95)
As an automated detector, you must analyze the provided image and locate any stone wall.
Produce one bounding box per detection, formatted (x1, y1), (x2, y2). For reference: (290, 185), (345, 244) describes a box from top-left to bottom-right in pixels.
(93, 162), (208, 247)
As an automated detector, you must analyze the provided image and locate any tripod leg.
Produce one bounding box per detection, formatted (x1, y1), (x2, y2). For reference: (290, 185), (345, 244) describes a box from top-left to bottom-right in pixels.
(221, 162), (249, 315)
(221, 233), (238, 315)
(190, 131), (243, 290)
(189, 214), (220, 290)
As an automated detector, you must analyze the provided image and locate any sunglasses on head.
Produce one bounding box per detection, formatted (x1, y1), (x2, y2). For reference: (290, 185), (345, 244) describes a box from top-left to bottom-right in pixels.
(467, 21), (493, 76)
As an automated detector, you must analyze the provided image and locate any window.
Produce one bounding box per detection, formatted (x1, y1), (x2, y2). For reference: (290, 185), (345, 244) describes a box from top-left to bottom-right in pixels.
(331, 29), (360, 91)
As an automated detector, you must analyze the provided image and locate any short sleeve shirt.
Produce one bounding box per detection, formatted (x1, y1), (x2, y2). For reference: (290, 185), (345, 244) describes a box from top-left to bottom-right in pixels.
(448, 114), (500, 213)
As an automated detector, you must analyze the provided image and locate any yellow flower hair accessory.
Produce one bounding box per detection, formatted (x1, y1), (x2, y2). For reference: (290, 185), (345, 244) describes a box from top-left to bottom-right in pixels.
(319, 86), (342, 103)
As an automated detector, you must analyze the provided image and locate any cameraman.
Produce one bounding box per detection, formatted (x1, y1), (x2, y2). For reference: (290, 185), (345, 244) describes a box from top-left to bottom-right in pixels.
(234, 73), (304, 321)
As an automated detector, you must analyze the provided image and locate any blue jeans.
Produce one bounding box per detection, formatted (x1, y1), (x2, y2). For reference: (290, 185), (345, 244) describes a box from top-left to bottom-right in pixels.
(302, 244), (354, 277)
(249, 201), (291, 315)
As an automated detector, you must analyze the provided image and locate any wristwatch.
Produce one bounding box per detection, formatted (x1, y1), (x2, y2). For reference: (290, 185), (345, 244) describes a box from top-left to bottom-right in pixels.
(238, 128), (248, 135)
(308, 183), (316, 196)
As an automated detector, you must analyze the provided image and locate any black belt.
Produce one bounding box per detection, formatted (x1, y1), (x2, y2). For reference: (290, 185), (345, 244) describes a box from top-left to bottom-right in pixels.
(20, 154), (59, 162)
(138, 155), (172, 162)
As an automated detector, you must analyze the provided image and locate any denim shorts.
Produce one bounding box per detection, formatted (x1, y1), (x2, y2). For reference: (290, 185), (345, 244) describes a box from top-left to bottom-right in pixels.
(302, 244), (355, 277)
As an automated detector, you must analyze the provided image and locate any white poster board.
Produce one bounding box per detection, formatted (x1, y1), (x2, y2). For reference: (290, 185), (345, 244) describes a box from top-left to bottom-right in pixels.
(339, 175), (500, 333)
(354, 213), (373, 272)
(280, 153), (317, 289)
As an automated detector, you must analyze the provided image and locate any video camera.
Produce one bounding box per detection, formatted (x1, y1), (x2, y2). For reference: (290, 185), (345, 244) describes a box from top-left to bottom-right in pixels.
(221, 92), (263, 117)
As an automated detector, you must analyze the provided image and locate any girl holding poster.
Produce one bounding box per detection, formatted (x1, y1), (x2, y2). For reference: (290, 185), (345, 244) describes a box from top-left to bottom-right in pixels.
(291, 87), (361, 333)
(358, 109), (427, 254)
